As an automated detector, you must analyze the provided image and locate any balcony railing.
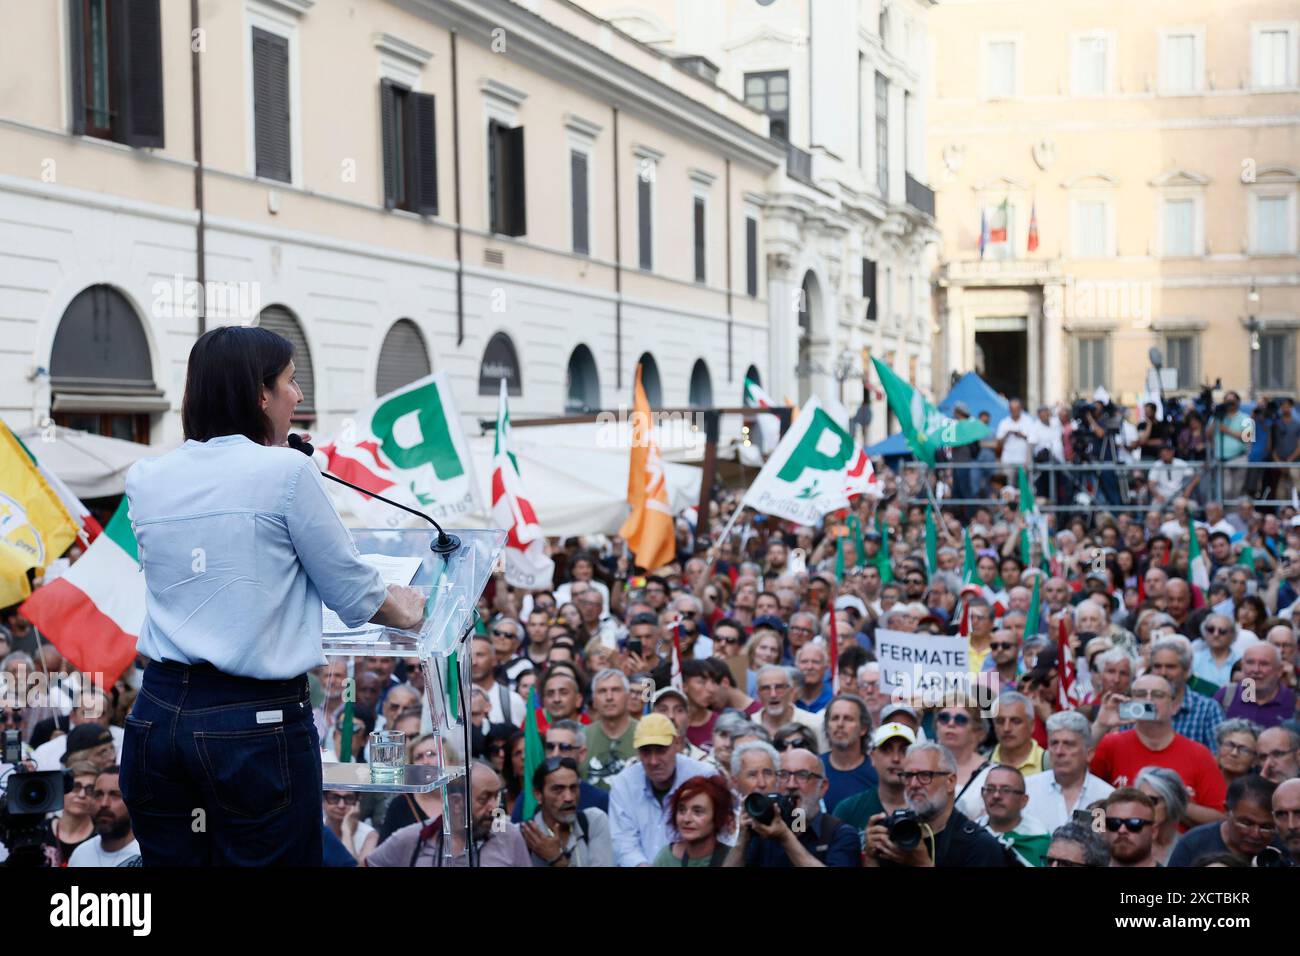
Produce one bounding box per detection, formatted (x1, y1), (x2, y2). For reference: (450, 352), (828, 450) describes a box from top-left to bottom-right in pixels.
(905, 173), (935, 218)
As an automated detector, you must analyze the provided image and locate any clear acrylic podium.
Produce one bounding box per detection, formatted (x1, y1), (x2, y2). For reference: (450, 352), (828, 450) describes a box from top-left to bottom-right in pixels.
(320, 527), (505, 865)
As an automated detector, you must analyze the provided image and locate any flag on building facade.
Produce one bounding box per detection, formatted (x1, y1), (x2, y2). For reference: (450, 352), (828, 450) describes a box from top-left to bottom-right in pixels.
(1027, 199), (1039, 253)
(21, 498), (143, 687)
(620, 364), (677, 572)
(491, 378), (554, 590)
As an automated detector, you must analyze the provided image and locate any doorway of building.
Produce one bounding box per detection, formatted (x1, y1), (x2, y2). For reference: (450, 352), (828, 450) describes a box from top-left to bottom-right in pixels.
(974, 329), (1027, 400)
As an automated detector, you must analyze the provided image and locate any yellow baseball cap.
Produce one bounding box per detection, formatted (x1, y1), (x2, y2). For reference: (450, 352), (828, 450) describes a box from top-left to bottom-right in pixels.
(871, 722), (917, 749)
(633, 712), (677, 749)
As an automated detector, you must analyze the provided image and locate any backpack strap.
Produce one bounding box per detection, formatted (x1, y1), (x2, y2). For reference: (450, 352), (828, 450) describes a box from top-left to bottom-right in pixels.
(575, 808), (590, 844)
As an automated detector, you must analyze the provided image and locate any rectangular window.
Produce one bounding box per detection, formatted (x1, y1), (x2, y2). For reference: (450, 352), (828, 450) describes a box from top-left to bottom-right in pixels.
(1256, 194), (1290, 253)
(863, 258), (877, 321)
(571, 150), (590, 255)
(745, 216), (758, 297)
(1260, 332), (1295, 391)
(1075, 200), (1109, 257)
(252, 26), (292, 182)
(1074, 35), (1108, 95)
(1164, 334), (1197, 390)
(380, 80), (437, 215)
(1077, 337), (1108, 392)
(693, 196), (706, 283)
(884, 265), (893, 322)
(1255, 28), (1292, 88)
(69, 0), (164, 147)
(744, 70), (790, 141)
(488, 120), (526, 237)
(1163, 198), (1195, 256)
(875, 72), (889, 196)
(1162, 32), (1198, 92)
(986, 40), (1017, 98)
(637, 162), (653, 271)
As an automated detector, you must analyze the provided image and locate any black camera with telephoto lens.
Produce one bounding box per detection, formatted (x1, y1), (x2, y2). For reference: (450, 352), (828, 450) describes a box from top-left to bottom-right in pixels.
(0, 767), (71, 866)
(885, 808), (924, 850)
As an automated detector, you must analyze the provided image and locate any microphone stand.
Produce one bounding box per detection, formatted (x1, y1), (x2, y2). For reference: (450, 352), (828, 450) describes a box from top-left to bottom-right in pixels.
(287, 433), (461, 556)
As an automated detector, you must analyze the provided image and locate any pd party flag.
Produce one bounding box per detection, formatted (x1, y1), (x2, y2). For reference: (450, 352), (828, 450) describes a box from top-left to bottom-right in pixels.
(742, 395), (853, 526)
(924, 505), (938, 575)
(491, 379), (554, 590)
(620, 364), (677, 573)
(871, 357), (989, 465)
(22, 498), (143, 687)
(318, 372), (483, 527)
(0, 422), (79, 605)
(520, 687), (547, 820)
(1187, 522), (1210, 592)
(844, 445), (880, 499)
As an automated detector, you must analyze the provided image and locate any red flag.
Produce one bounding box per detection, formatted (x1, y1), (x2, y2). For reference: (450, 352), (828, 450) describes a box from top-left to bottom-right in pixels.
(828, 600), (840, 695)
(668, 620), (686, 692)
(1027, 200), (1039, 253)
(1137, 572), (1145, 605)
(1056, 618), (1083, 711)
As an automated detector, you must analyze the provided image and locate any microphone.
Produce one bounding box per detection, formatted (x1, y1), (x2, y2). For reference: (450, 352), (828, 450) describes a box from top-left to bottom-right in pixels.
(288, 433), (461, 556)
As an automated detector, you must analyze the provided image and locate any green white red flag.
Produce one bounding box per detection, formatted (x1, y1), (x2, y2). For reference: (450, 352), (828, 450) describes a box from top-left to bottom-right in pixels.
(491, 378), (554, 590)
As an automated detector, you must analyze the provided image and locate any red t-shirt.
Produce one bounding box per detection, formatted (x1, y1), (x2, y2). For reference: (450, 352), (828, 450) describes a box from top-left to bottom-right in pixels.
(1090, 730), (1226, 811)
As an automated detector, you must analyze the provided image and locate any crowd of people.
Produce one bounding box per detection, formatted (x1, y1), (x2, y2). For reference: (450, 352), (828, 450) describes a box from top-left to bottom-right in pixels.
(4, 389), (1300, 868)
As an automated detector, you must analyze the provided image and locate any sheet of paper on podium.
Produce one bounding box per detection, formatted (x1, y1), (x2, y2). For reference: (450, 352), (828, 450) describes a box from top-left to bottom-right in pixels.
(321, 553), (424, 637)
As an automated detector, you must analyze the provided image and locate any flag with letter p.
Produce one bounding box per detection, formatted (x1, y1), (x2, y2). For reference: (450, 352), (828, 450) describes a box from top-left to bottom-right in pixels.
(742, 395), (853, 525)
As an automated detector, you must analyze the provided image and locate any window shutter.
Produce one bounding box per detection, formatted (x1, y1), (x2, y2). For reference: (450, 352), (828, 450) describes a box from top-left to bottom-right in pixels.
(376, 320), (432, 396)
(571, 150), (589, 254)
(380, 79), (400, 208)
(113, 0), (164, 148)
(693, 197), (706, 282)
(68, 0), (87, 135)
(863, 258), (877, 320)
(503, 125), (526, 236)
(638, 176), (652, 270)
(746, 217), (758, 296)
(488, 121), (502, 233)
(408, 92), (438, 216)
(257, 306), (314, 419)
(252, 28), (291, 182)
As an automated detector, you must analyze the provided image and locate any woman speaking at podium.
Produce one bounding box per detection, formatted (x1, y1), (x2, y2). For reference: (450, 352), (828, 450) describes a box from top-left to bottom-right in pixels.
(120, 326), (425, 865)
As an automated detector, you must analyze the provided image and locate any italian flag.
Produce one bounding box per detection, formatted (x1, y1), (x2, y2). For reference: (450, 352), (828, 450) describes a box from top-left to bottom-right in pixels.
(491, 378), (554, 590)
(744, 376), (781, 454)
(22, 499), (143, 687)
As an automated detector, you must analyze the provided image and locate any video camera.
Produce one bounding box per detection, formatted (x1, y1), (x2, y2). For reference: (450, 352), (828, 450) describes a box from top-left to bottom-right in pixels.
(0, 766), (69, 866)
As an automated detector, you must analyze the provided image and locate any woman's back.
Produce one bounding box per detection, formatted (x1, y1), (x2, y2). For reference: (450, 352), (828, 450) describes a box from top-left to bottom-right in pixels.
(127, 434), (386, 680)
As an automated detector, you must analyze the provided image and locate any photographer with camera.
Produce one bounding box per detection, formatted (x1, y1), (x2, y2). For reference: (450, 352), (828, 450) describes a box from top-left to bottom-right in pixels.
(725, 744), (859, 867)
(863, 742), (1014, 867)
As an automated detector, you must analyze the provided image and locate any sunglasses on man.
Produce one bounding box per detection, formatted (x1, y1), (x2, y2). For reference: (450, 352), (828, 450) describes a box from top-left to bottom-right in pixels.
(1104, 816), (1152, 833)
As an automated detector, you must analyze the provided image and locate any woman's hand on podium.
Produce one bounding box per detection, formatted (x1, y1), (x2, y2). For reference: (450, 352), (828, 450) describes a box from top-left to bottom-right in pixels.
(371, 584), (426, 631)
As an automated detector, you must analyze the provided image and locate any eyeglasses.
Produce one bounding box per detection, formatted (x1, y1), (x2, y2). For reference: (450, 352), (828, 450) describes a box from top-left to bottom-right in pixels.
(773, 739), (812, 752)
(1104, 816), (1152, 833)
(541, 756), (579, 775)
(545, 741), (581, 755)
(1045, 855), (1088, 867)
(68, 782), (96, 795)
(715, 635), (742, 646)
(989, 642), (1016, 651)
(981, 785), (1025, 797)
(1260, 748), (1299, 762)
(899, 770), (952, 786)
(492, 629), (517, 639)
(1129, 689), (1170, 700)
(1229, 814), (1277, 835)
(776, 769), (822, 783)
(757, 683), (791, 694)
(324, 793), (360, 806)
(1220, 741), (1257, 757)
(936, 712), (971, 726)
(677, 610), (698, 618)
(1204, 626), (1231, 635)
(789, 626), (814, 634)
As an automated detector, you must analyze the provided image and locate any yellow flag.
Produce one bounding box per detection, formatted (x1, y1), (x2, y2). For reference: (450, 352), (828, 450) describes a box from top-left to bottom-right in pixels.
(0, 423), (79, 605)
(619, 365), (676, 573)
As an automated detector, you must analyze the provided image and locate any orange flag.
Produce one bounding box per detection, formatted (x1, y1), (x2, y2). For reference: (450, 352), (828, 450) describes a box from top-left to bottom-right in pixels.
(620, 364), (676, 572)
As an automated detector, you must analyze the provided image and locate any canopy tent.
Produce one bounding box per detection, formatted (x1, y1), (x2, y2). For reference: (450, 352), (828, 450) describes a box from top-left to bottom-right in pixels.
(15, 426), (167, 498)
(864, 372), (1009, 458)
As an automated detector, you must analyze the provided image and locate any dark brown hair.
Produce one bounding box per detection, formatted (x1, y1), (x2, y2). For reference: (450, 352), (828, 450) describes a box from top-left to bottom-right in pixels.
(182, 326), (293, 445)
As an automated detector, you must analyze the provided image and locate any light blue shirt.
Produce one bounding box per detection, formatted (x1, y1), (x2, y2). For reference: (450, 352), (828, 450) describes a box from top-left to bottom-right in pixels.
(607, 753), (717, 867)
(126, 434), (387, 680)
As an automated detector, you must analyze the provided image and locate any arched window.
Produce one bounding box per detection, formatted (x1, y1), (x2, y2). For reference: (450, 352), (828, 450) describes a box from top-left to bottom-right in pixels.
(479, 332), (522, 396)
(689, 359), (713, 408)
(565, 345), (600, 413)
(50, 284), (162, 443)
(376, 319), (431, 396)
(256, 305), (315, 422)
(636, 352), (663, 407)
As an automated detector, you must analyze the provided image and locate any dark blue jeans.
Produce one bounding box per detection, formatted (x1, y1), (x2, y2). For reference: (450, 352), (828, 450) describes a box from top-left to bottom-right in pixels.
(120, 660), (323, 866)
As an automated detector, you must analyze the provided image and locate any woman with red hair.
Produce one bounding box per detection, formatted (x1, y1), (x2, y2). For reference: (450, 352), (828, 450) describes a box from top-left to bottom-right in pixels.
(651, 774), (734, 867)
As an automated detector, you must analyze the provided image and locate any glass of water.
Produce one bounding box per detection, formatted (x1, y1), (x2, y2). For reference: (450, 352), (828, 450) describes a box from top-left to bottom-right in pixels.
(369, 730), (406, 783)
